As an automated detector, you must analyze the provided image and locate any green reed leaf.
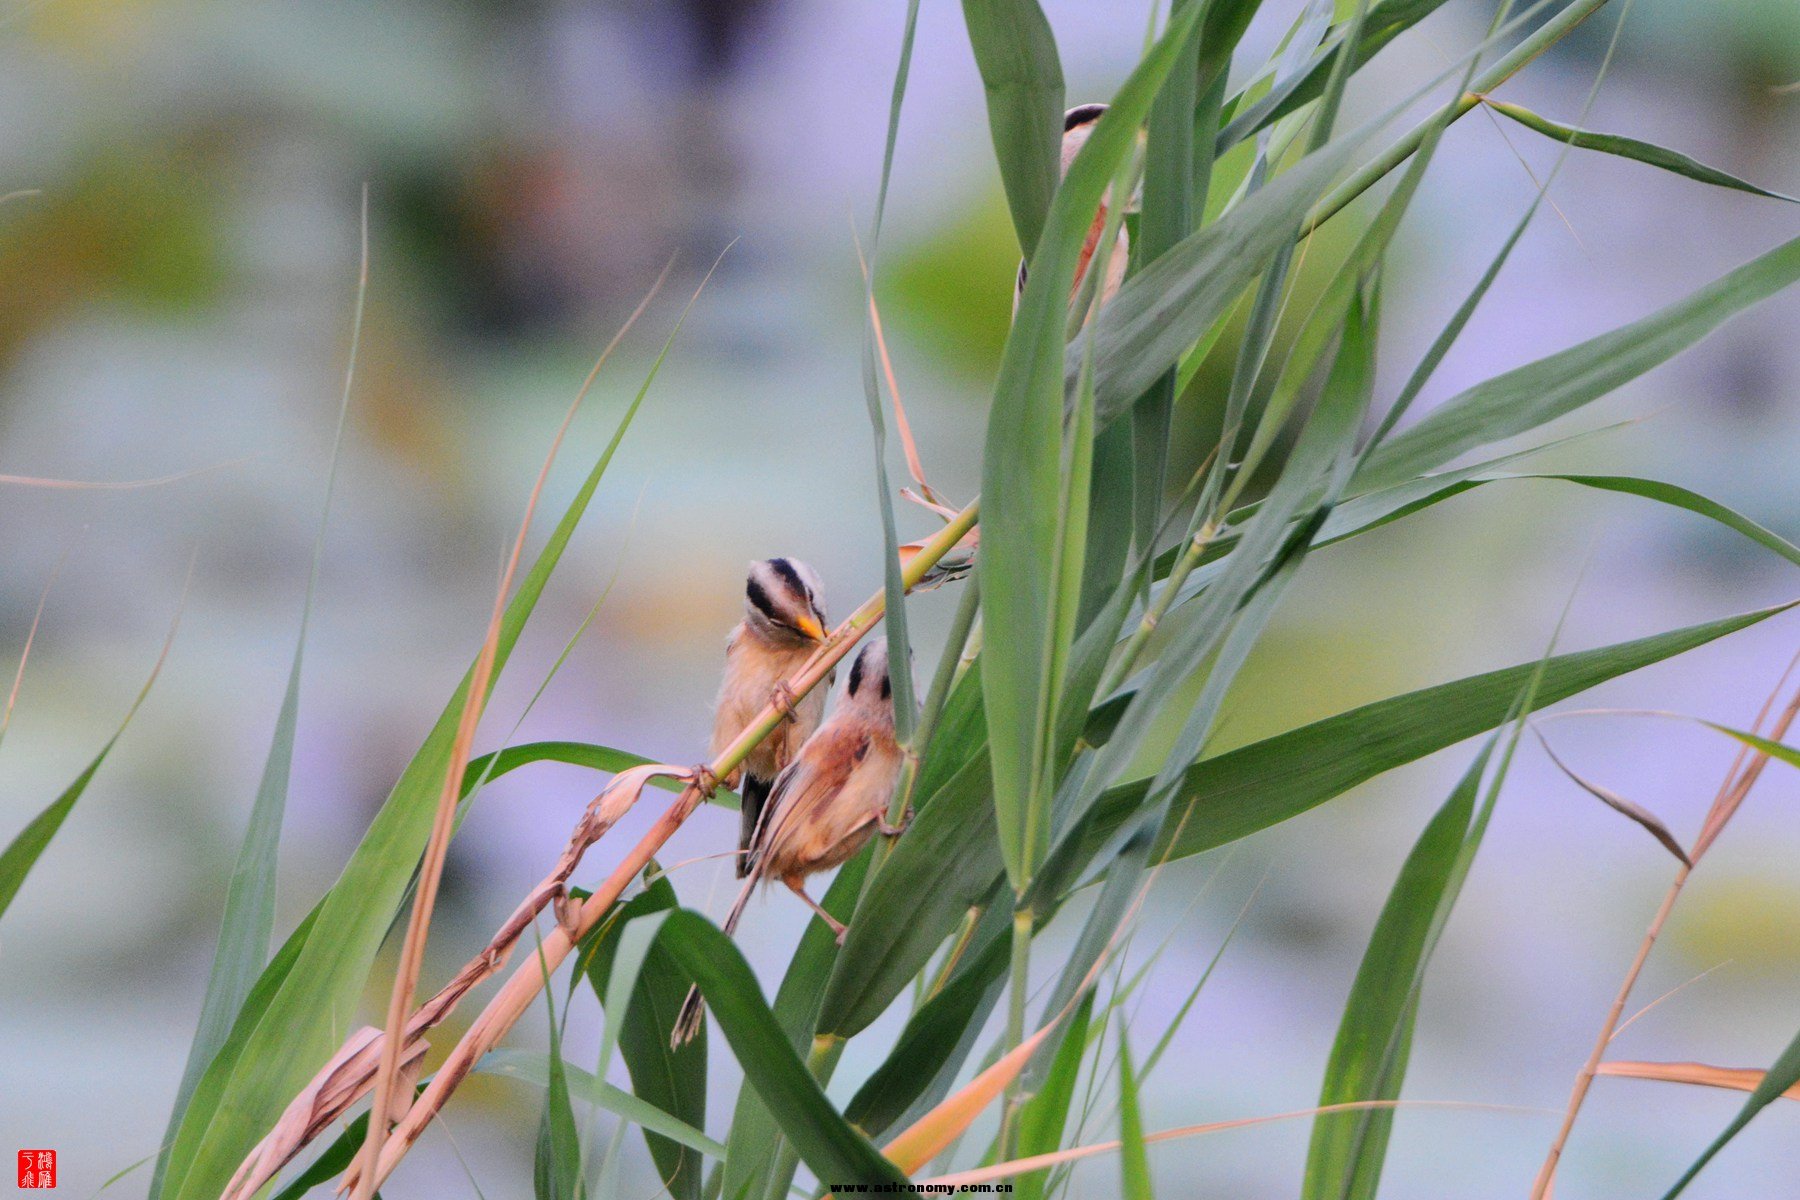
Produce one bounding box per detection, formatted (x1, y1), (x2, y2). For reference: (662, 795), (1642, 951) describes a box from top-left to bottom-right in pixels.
(638, 910), (907, 1188)
(575, 875), (708, 1200)
(480, 1050), (726, 1162)
(163, 290), (702, 1200)
(984, 0), (1209, 893)
(1487, 100), (1796, 203)
(1357, 233), (1800, 491)
(1660, 1025), (1800, 1198)
(1116, 1019), (1153, 1200)
(153, 192), (369, 1200)
(1303, 744), (1487, 1200)
(0, 609), (174, 920)
(961, 0), (1065, 255)
(1083, 599), (1797, 868)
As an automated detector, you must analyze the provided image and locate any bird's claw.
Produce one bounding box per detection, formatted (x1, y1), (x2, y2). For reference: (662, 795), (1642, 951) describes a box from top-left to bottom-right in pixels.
(876, 808), (913, 838)
(552, 889), (583, 940)
(769, 681), (799, 722)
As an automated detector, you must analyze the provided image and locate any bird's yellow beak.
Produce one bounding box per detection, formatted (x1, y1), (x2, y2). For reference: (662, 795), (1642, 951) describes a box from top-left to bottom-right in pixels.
(796, 614), (826, 642)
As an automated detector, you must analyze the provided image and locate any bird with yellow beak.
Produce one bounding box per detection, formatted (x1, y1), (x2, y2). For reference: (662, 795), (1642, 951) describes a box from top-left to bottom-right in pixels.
(709, 557), (831, 874)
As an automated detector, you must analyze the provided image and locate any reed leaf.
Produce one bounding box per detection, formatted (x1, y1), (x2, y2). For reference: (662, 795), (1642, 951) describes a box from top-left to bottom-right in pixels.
(1014, 991), (1094, 1200)
(1129, 0), (1205, 551)
(575, 875), (708, 1200)
(1319, 472), (1800, 570)
(720, 854), (868, 1200)
(1076, 127), (1374, 427)
(843, 932), (1013, 1137)
(0, 599), (177, 920)
(1086, 599), (1797, 868)
(1660, 1025), (1800, 1199)
(533, 953), (584, 1200)
(983, 0), (1207, 893)
(162, 295), (697, 1200)
(1486, 100), (1796, 203)
(1357, 233), (1800, 491)
(632, 910), (907, 1188)
(152, 192), (369, 1200)
(479, 1051), (727, 1159)
(1302, 743), (1491, 1200)
(881, 1007), (1063, 1174)
(1116, 1020), (1153, 1200)
(858, 0), (923, 743)
(1072, 279), (1378, 852)
(1217, 0), (1458, 151)
(961, 0), (1065, 256)
(1597, 1060), (1800, 1102)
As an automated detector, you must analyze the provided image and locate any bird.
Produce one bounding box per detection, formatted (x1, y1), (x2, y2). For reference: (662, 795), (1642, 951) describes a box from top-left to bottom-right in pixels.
(675, 638), (908, 1045)
(711, 557), (831, 878)
(1014, 102), (1130, 313)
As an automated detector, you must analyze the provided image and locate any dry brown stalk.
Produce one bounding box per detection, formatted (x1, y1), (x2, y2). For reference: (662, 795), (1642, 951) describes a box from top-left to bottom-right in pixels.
(353, 264), (673, 1196)
(221, 765), (686, 1200)
(2, 545), (70, 743)
(0, 456), (253, 490)
(222, 500), (979, 1197)
(1528, 670), (1800, 1199)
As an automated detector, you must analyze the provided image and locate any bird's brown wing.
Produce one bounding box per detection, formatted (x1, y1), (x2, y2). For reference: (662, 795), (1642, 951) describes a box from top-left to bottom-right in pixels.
(750, 727), (871, 876)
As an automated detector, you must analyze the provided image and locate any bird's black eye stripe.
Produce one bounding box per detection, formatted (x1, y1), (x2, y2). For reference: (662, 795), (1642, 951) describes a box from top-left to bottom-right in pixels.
(847, 651), (866, 697)
(1064, 103), (1107, 131)
(880, 676), (891, 700)
(768, 557), (806, 601)
(746, 577), (779, 621)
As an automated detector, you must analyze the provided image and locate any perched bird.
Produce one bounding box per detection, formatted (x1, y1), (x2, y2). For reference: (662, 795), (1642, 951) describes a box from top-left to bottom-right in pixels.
(676, 639), (908, 1045)
(712, 557), (831, 877)
(1014, 102), (1130, 312)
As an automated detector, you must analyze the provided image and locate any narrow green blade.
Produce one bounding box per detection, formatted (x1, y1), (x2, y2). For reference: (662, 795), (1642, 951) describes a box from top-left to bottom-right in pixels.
(1302, 747), (1485, 1199)
(0, 613), (175, 919)
(983, 0), (1208, 891)
(1660, 1025), (1800, 1198)
(1116, 1019), (1154, 1200)
(533, 954), (584, 1200)
(1084, 599), (1796, 866)
(634, 910), (907, 1188)
(1358, 234), (1800, 490)
(153, 194), (369, 1200)
(575, 875), (708, 1200)
(163, 293), (704, 1200)
(1488, 100), (1796, 203)
(961, 0), (1065, 255)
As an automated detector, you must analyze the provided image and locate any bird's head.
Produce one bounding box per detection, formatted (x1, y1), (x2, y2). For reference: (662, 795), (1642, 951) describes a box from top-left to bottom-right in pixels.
(844, 637), (894, 713)
(744, 557), (828, 644)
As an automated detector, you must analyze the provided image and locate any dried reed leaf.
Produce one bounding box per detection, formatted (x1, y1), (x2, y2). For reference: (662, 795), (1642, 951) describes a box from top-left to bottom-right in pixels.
(1599, 1060), (1800, 1100)
(1532, 727), (1691, 865)
(914, 1099), (1539, 1190)
(879, 1017), (1060, 1175)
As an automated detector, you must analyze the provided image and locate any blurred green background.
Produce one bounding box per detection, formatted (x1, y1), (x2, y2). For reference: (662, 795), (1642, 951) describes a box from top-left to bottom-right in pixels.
(2, 0), (1798, 1195)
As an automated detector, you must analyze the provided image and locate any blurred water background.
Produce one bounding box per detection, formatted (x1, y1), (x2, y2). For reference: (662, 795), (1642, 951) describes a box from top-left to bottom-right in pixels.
(2, 0), (1798, 1195)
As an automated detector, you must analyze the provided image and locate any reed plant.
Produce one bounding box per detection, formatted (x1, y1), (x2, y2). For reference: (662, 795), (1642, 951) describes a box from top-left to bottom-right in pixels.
(5, 1), (1800, 1196)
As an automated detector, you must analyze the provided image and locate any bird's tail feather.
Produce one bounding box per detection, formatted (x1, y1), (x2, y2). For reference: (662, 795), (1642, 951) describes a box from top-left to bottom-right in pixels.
(672, 872), (760, 1047)
(737, 775), (772, 879)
